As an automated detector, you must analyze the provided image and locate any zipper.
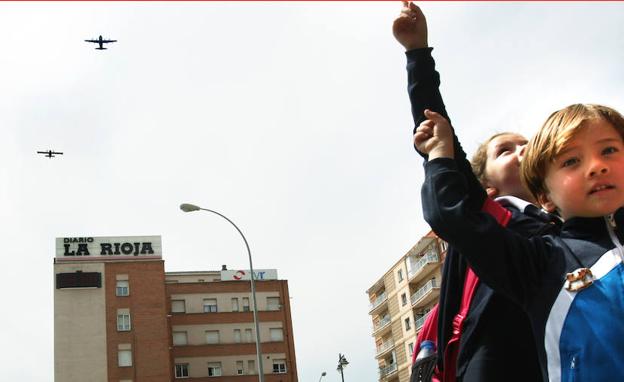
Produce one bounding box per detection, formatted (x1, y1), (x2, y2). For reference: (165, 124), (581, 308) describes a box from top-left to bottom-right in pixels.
(570, 355), (577, 382)
(604, 215), (624, 263)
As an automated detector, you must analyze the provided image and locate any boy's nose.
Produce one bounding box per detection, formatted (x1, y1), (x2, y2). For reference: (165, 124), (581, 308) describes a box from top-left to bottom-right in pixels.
(588, 158), (609, 177)
(589, 167), (609, 177)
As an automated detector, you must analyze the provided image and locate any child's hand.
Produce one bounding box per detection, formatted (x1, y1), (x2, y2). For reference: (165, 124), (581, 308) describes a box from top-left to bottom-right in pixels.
(392, 1), (428, 50)
(414, 110), (454, 159)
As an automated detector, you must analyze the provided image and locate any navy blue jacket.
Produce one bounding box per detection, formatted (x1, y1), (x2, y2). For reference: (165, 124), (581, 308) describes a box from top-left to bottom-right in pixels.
(422, 157), (624, 382)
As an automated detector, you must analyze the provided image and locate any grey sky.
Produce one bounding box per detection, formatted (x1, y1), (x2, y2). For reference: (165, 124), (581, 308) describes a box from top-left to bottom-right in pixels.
(3, 2), (624, 381)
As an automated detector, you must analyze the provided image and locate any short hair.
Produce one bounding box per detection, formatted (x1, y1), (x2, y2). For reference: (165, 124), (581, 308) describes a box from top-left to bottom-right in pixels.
(471, 132), (522, 187)
(521, 104), (624, 201)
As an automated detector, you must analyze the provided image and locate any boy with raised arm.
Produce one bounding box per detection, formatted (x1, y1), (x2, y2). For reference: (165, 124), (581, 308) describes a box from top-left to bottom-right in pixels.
(416, 104), (624, 382)
(393, 2), (553, 381)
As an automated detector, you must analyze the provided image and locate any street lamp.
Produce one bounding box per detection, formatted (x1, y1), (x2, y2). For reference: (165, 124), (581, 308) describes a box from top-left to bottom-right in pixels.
(180, 203), (265, 382)
(337, 353), (349, 382)
(318, 371), (327, 382)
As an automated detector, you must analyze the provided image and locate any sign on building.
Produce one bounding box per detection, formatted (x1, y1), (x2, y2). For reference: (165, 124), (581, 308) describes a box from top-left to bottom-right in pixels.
(221, 269), (278, 281)
(55, 235), (162, 259)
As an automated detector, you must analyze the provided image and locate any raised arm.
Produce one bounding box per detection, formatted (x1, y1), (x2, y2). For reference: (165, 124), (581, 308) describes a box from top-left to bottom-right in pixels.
(393, 2), (448, 130)
(416, 110), (549, 304)
(394, 2), (485, 201)
(421, 155), (552, 306)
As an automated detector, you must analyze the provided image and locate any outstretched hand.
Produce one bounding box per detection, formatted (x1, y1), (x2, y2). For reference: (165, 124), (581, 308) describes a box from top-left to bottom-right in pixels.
(414, 110), (454, 159)
(392, 1), (428, 50)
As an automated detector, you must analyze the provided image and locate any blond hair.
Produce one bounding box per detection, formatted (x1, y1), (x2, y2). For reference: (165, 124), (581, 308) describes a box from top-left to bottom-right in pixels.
(471, 132), (522, 187)
(521, 104), (624, 200)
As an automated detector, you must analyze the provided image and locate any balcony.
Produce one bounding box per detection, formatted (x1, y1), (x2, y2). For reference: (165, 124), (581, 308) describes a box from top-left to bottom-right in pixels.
(407, 252), (439, 283)
(375, 340), (395, 358)
(369, 292), (388, 314)
(379, 363), (398, 379)
(414, 314), (428, 330)
(410, 279), (439, 309)
(372, 315), (391, 336)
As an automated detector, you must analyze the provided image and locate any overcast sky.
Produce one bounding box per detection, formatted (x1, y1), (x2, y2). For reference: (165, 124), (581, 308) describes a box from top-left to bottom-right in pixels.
(3, 2), (624, 381)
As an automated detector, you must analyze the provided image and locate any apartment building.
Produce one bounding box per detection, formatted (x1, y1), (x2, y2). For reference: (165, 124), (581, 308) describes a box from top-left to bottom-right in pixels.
(166, 269), (298, 381)
(366, 231), (447, 382)
(54, 235), (298, 382)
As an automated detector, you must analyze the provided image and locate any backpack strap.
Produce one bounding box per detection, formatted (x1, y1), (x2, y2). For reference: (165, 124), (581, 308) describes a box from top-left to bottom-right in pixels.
(482, 197), (512, 226)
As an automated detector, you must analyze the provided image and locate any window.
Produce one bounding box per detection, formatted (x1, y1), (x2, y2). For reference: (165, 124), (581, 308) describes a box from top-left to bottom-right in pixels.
(267, 297), (280, 311)
(171, 300), (186, 313)
(56, 271), (101, 289)
(270, 328), (284, 342)
(401, 293), (407, 306)
(207, 362), (222, 377)
(118, 350), (132, 367)
(272, 359), (287, 374)
(173, 331), (187, 346)
(203, 298), (218, 313)
(244, 328), (253, 343)
(397, 269), (404, 282)
(247, 360), (256, 374)
(233, 329), (242, 343)
(175, 363), (189, 378)
(116, 280), (129, 296)
(232, 298), (239, 312)
(242, 297), (250, 312)
(408, 342), (415, 357)
(405, 317), (411, 331)
(236, 361), (244, 375)
(117, 312), (131, 331)
(205, 330), (220, 344)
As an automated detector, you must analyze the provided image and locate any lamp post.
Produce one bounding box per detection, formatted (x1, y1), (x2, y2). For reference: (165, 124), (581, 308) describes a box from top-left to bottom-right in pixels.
(180, 203), (265, 382)
(318, 371), (327, 382)
(337, 353), (348, 382)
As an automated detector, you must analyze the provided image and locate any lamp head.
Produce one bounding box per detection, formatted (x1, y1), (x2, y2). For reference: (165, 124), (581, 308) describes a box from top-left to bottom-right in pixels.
(180, 203), (201, 212)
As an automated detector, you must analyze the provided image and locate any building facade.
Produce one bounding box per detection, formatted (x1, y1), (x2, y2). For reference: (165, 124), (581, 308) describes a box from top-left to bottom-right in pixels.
(54, 235), (298, 382)
(166, 270), (298, 381)
(366, 231), (447, 382)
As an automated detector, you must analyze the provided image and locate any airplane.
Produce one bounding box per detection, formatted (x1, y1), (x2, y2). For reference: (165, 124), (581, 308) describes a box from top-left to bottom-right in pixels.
(37, 150), (63, 158)
(85, 35), (117, 50)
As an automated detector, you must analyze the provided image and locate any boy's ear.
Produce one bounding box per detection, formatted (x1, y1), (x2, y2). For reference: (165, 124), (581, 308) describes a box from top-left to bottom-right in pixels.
(486, 187), (499, 198)
(538, 193), (557, 213)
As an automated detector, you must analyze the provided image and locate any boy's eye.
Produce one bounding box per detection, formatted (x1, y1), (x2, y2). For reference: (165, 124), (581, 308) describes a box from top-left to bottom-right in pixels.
(561, 157), (579, 168)
(603, 146), (619, 155)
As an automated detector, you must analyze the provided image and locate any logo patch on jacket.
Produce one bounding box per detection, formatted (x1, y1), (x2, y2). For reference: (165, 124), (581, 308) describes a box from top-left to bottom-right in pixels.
(564, 268), (595, 292)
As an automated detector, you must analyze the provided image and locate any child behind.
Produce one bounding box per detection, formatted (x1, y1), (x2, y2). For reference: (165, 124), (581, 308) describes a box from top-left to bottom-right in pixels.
(471, 132), (533, 201)
(394, 3), (554, 381)
(414, 119), (550, 382)
(416, 104), (624, 382)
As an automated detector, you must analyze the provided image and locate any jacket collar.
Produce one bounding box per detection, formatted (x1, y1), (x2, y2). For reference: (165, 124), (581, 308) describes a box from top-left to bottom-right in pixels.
(496, 195), (562, 226)
(561, 207), (624, 240)
(495, 195), (533, 211)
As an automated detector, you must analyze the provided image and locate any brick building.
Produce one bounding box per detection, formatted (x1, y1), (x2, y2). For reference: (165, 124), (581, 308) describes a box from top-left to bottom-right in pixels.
(54, 235), (298, 382)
